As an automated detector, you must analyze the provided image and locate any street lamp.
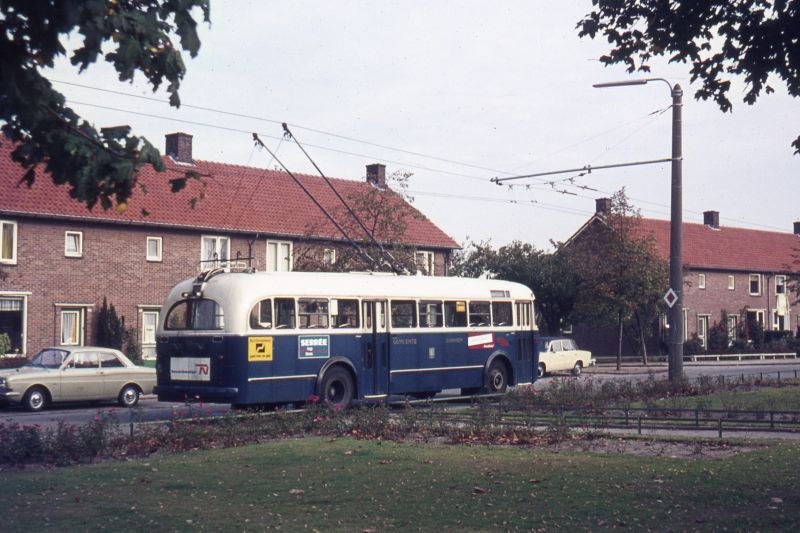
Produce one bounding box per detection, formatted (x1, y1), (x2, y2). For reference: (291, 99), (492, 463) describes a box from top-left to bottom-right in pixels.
(594, 78), (684, 381)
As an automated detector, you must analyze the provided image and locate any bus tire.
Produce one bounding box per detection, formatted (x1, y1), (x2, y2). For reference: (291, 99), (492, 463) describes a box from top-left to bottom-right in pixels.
(320, 367), (354, 410)
(485, 360), (509, 393)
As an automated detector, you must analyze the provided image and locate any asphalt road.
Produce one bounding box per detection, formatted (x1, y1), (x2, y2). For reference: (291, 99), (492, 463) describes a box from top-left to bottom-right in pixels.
(3, 360), (799, 429)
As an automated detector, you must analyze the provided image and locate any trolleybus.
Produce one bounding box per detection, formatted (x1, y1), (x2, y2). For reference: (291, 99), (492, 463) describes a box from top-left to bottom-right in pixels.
(154, 269), (538, 408)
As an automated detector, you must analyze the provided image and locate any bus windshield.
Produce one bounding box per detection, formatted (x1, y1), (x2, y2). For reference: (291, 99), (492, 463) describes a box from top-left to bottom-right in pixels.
(165, 298), (225, 330)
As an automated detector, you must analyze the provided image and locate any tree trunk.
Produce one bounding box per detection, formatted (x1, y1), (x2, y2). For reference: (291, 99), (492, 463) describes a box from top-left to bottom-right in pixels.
(636, 311), (648, 366)
(616, 312), (623, 370)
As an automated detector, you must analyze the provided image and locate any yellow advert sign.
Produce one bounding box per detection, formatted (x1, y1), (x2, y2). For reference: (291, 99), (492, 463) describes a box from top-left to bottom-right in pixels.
(248, 336), (273, 362)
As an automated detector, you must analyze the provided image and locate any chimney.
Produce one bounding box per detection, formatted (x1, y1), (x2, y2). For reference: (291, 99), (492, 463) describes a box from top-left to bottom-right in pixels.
(165, 132), (193, 163)
(794, 221), (800, 235)
(703, 210), (720, 229)
(366, 163), (386, 188)
(595, 197), (612, 215)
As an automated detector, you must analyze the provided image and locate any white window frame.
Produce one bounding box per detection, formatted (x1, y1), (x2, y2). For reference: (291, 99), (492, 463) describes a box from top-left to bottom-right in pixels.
(727, 314), (738, 346)
(697, 314), (710, 349)
(682, 308), (688, 341)
(698, 273), (706, 289)
(728, 275), (735, 290)
(201, 235), (230, 269)
(64, 231), (83, 258)
(266, 240), (293, 272)
(0, 220), (18, 265)
(776, 275), (787, 295)
(60, 309), (84, 346)
(323, 248), (336, 266)
(146, 236), (163, 262)
(415, 250), (435, 276)
(748, 274), (762, 296)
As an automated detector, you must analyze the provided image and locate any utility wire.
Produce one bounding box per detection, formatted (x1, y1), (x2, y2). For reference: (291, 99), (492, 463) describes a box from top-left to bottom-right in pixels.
(251, 133), (379, 270)
(281, 123), (404, 274)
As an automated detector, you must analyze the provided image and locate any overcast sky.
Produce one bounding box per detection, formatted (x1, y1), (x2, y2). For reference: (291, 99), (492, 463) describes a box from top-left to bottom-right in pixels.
(47, 1), (800, 250)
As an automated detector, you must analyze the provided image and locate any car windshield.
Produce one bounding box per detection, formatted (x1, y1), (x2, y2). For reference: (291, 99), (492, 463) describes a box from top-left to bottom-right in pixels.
(28, 349), (69, 369)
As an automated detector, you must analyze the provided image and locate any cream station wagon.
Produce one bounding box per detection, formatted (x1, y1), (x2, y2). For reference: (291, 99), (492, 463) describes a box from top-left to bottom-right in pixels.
(0, 347), (156, 411)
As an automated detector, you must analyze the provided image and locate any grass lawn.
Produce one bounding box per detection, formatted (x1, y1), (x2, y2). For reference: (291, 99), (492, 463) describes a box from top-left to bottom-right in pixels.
(640, 386), (800, 412)
(2, 437), (799, 531)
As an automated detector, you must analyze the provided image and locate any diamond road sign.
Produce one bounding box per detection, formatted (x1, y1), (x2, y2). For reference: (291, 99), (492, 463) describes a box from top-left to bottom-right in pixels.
(663, 288), (678, 308)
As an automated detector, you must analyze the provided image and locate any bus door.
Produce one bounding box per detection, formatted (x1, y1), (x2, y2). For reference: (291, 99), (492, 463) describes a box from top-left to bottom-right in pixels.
(362, 300), (390, 398)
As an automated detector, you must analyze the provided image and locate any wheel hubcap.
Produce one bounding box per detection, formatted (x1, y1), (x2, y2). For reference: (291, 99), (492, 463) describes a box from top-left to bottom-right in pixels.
(30, 392), (43, 409)
(124, 389), (137, 404)
(491, 371), (504, 390)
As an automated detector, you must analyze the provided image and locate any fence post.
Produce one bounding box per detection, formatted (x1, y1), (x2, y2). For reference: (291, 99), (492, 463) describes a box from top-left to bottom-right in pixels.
(718, 419), (723, 438)
(695, 409), (699, 428)
(770, 412), (774, 429)
(637, 416), (642, 435)
(625, 409), (629, 426)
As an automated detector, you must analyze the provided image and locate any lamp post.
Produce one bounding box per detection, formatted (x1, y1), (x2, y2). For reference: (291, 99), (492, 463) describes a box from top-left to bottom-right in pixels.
(593, 78), (684, 381)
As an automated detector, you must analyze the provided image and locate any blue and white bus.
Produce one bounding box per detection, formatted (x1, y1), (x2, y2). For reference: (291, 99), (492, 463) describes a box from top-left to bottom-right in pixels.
(154, 270), (538, 408)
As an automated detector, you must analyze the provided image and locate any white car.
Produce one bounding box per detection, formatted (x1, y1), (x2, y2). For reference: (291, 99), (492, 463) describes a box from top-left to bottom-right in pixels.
(0, 347), (156, 411)
(537, 337), (595, 378)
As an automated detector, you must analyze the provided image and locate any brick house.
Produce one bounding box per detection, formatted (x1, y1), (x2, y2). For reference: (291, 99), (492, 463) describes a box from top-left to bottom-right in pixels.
(0, 132), (459, 358)
(568, 199), (800, 356)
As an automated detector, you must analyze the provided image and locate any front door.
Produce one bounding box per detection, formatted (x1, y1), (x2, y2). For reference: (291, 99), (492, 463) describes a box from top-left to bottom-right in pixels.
(361, 300), (389, 398)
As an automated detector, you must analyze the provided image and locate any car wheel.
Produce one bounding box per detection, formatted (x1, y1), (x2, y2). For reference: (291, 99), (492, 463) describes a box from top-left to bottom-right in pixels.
(571, 362), (583, 377)
(537, 363), (546, 379)
(23, 386), (48, 412)
(118, 384), (141, 407)
(484, 360), (508, 393)
(320, 367), (354, 410)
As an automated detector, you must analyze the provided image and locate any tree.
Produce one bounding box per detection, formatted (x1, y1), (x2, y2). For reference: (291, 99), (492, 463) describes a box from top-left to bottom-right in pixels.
(566, 189), (668, 368)
(0, 0), (210, 210)
(293, 170), (425, 273)
(578, 0), (800, 155)
(95, 297), (124, 350)
(451, 240), (578, 335)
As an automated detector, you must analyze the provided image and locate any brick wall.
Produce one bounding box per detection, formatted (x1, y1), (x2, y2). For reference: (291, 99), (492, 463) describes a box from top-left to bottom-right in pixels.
(1, 216), (453, 356)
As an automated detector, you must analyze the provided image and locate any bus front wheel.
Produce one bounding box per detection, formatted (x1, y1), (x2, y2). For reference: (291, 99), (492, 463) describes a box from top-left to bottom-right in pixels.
(320, 367), (354, 410)
(485, 360), (509, 393)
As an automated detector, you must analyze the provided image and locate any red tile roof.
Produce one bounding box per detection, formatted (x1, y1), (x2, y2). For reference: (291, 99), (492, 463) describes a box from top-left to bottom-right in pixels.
(0, 139), (458, 249)
(632, 217), (800, 273)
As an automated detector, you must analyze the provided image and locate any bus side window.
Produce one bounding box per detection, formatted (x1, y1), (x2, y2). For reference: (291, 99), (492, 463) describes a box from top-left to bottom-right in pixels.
(468, 301), (490, 327)
(419, 300), (443, 328)
(249, 299), (273, 329)
(334, 299), (359, 328)
(444, 301), (467, 327)
(275, 298), (296, 329)
(492, 301), (512, 326)
(299, 298), (329, 329)
(390, 300), (416, 328)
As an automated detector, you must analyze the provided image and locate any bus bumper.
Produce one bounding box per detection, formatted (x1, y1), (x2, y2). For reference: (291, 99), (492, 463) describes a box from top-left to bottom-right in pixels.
(155, 384), (239, 402)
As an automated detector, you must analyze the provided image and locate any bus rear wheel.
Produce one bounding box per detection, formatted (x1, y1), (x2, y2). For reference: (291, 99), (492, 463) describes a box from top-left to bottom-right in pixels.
(485, 360), (509, 393)
(320, 367), (354, 410)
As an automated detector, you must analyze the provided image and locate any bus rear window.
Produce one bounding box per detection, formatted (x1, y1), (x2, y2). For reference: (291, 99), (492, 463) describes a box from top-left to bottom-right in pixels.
(166, 299), (224, 330)
(249, 299), (273, 329)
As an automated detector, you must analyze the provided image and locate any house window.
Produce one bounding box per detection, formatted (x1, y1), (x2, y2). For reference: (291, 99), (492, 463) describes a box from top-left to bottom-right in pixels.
(146, 237), (162, 262)
(415, 251), (435, 276)
(323, 248), (336, 266)
(267, 241), (292, 272)
(60, 309), (84, 345)
(727, 314), (738, 346)
(201, 235), (230, 269)
(749, 274), (762, 296)
(698, 274), (706, 289)
(773, 310), (790, 331)
(728, 275), (735, 290)
(697, 315), (710, 350)
(141, 310), (159, 358)
(776, 275), (787, 295)
(0, 295), (25, 354)
(746, 309), (766, 328)
(65, 231), (83, 258)
(0, 220), (17, 264)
